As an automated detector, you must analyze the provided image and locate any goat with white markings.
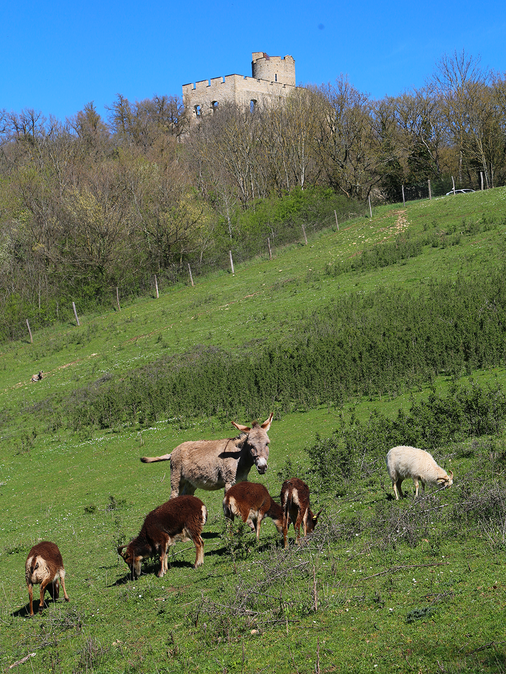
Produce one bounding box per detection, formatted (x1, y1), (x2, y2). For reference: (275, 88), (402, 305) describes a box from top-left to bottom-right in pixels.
(386, 445), (454, 500)
(118, 495), (207, 578)
(280, 478), (320, 549)
(223, 481), (283, 540)
(31, 371), (43, 382)
(25, 541), (69, 616)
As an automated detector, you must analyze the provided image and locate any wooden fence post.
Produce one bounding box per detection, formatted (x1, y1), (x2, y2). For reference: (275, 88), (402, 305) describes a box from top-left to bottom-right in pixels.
(116, 287), (121, 311)
(267, 237), (272, 260)
(72, 302), (80, 326)
(402, 185), (405, 207)
(26, 319), (33, 343)
(334, 210), (339, 231)
(302, 224), (308, 245)
(154, 275), (159, 299)
(428, 179), (432, 200)
(188, 263), (194, 287)
(229, 251), (235, 275)
(368, 195), (372, 219)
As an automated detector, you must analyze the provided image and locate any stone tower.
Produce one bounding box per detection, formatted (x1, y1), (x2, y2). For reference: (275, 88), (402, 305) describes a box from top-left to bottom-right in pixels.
(182, 52), (296, 123)
(251, 52), (296, 86)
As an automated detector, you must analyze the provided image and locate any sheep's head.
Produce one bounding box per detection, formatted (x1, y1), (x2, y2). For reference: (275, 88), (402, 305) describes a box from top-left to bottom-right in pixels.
(437, 470), (453, 488)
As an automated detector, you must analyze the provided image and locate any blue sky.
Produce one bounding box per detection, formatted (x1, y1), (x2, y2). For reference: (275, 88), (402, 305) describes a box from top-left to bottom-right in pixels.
(2, 0), (506, 123)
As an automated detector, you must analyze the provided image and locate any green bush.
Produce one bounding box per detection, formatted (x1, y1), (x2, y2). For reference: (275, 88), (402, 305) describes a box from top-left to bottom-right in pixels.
(306, 380), (506, 491)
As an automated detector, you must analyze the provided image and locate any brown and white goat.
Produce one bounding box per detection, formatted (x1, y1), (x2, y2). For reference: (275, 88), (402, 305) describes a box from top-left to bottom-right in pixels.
(31, 371), (43, 382)
(25, 541), (69, 616)
(223, 481), (283, 540)
(280, 478), (321, 549)
(118, 495), (207, 578)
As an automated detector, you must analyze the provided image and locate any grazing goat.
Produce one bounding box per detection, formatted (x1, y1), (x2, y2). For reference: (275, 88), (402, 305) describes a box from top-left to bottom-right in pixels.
(118, 495), (207, 578)
(141, 413), (273, 498)
(280, 478), (320, 549)
(25, 541), (69, 616)
(223, 482), (283, 540)
(31, 371), (43, 382)
(386, 445), (454, 500)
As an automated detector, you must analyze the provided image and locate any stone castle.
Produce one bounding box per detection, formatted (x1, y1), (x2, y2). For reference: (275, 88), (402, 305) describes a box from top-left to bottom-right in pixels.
(182, 52), (296, 122)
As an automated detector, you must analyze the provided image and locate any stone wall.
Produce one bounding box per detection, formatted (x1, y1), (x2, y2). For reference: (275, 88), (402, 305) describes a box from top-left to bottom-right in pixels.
(182, 52), (296, 122)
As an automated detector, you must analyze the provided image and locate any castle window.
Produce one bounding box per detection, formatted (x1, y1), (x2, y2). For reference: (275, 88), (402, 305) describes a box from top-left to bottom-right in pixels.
(212, 101), (219, 112)
(194, 105), (201, 118)
(275, 74), (278, 82)
(250, 100), (257, 113)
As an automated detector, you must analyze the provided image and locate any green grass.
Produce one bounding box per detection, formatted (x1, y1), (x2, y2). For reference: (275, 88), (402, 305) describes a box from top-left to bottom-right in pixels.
(1, 189), (506, 672)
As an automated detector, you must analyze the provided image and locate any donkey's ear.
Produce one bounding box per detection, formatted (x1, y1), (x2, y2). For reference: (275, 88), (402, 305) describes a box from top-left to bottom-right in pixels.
(232, 421), (251, 432)
(261, 412), (274, 431)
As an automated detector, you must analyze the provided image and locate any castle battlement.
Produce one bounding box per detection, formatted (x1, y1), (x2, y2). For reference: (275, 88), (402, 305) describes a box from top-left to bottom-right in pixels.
(182, 52), (296, 122)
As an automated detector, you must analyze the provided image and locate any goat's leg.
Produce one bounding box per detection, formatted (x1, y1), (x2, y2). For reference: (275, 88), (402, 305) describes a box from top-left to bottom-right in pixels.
(294, 508), (304, 543)
(302, 509), (309, 537)
(59, 573), (70, 602)
(38, 579), (50, 613)
(27, 583), (34, 617)
(255, 514), (265, 540)
(193, 535), (204, 568)
(48, 579), (59, 600)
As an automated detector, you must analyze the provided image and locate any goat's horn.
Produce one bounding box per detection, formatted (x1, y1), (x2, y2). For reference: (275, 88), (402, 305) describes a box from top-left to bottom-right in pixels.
(448, 471), (454, 480)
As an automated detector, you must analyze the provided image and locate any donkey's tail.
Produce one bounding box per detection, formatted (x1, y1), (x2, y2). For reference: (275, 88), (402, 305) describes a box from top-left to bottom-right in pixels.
(140, 453), (172, 463)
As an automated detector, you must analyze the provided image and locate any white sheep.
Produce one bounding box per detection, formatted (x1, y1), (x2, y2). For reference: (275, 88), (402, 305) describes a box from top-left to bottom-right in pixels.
(386, 446), (453, 500)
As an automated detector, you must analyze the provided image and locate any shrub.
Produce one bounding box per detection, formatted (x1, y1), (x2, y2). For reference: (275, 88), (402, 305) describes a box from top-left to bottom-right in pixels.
(306, 380), (506, 491)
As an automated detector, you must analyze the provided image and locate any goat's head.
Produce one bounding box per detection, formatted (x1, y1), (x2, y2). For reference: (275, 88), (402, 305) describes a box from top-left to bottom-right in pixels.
(307, 509), (322, 535)
(118, 544), (143, 579)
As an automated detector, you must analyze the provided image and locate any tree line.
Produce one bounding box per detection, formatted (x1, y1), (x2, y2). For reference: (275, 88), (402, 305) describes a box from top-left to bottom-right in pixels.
(1, 50), (506, 341)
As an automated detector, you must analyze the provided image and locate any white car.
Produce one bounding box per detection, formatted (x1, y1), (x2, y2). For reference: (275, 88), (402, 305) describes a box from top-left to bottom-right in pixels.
(446, 188), (475, 195)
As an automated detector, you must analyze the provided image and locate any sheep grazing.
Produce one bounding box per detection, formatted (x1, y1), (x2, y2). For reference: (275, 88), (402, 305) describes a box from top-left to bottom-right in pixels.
(25, 541), (69, 617)
(223, 481), (283, 540)
(31, 371), (43, 382)
(386, 445), (454, 500)
(118, 495), (207, 579)
(280, 478), (321, 549)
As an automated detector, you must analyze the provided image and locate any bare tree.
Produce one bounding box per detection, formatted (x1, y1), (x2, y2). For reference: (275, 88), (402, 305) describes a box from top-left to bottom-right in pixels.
(311, 77), (379, 199)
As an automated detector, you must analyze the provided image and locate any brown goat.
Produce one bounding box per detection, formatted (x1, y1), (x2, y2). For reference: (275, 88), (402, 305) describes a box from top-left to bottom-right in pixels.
(31, 371), (43, 382)
(280, 478), (321, 549)
(223, 482), (283, 540)
(118, 495), (207, 578)
(25, 541), (69, 616)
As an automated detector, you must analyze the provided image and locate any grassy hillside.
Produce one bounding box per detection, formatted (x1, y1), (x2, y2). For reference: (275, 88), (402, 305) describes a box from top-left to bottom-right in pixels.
(1, 189), (506, 673)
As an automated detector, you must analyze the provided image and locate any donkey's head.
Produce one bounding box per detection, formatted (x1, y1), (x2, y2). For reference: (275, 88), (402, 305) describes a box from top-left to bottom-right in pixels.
(232, 412), (273, 475)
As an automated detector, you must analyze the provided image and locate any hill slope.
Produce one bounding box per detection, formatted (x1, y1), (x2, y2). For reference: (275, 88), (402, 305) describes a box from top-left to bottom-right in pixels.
(1, 189), (506, 673)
